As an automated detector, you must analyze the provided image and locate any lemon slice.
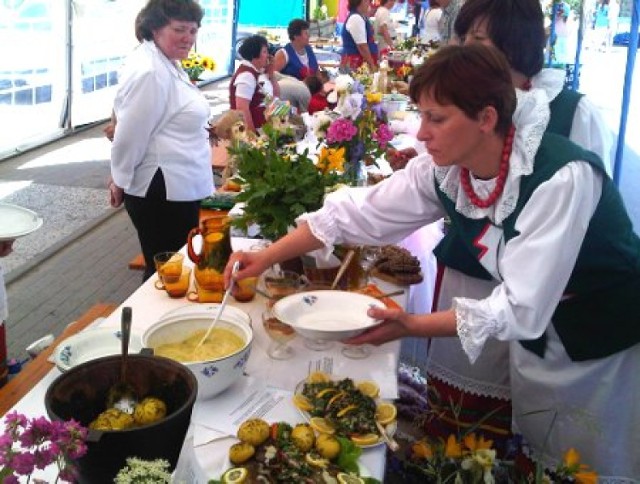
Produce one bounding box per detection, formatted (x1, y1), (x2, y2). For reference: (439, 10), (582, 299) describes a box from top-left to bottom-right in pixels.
(305, 452), (329, 468)
(375, 402), (397, 425)
(356, 380), (380, 398)
(309, 417), (336, 434)
(337, 472), (365, 484)
(205, 232), (225, 243)
(307, 371), (331, 383)
(222, 467), (248, 483)
(350, 433), (380, 446)
(337, 404), (358, 417)
(293, 393), (314, 411)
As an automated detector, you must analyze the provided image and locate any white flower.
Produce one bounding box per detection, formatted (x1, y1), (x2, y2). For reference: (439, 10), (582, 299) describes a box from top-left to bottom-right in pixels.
(336, 92), (363, 120)
(334, 74), (355, 95)
(410, 53), (424, 67)
(311, 112), (332, 139)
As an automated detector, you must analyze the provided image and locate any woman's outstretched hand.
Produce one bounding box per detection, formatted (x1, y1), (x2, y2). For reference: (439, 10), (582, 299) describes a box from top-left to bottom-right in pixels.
(223, 249), (271, 289)
(344, 306), (414, 346)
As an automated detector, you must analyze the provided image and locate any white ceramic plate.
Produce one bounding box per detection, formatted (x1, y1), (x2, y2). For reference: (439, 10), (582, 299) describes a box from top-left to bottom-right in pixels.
(53, 328), (143, 372)
(272, 290), (385, 341)
(294, 375), (397, 449)
(0, 203), (43, 241)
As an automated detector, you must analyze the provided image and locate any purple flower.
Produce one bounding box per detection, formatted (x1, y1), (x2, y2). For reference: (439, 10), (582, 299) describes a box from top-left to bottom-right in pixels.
(11, 451), (36, 475)
(373, 123), (394, 148)
(326, 118), (357, 144)
(3, 476), (19, 484)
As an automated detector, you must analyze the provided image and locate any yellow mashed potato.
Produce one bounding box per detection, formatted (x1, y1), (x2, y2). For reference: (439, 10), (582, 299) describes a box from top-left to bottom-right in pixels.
(154, 328), (244, 362)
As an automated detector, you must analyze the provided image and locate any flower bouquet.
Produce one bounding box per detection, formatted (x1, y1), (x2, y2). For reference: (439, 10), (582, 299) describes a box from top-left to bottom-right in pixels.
(0, 411), (88, 483)
(315, 70), (394, 184)
(181, 52), (216, 82)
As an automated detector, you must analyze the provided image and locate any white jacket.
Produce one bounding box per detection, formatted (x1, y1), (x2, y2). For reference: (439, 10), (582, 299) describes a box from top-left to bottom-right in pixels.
(111, 40), (213, 201)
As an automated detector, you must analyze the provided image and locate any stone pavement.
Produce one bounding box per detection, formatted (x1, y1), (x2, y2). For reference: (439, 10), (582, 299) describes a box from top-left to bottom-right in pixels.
(1, 78), (233, 363)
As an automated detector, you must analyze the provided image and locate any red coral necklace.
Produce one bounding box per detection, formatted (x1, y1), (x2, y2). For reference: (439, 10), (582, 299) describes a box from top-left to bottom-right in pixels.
(460, 125), (515, 209)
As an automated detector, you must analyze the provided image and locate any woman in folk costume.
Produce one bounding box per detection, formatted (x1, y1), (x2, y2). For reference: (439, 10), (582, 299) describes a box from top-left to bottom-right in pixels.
(341, 0), (379, 70)
(225, 44), (640, 480)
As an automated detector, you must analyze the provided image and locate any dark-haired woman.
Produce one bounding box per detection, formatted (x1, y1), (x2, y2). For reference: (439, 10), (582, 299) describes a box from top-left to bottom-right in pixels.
(110, 0), (213, 280)
(230, 34), (280, 132)
(225, 44), (640, 479)
(273, 18), (319, 112)
(341, 0), (378, 70)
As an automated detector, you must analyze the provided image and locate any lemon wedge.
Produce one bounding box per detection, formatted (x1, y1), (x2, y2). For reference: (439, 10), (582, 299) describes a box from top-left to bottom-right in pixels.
(375, 402), (397, 425)
(337, 472), (365, 484)
(307, 371), (331, 383)
(356, 380), (380, 398)
(309, 417), (336, 434)
(350, 433), (380, 446)
(293, 393), (314, 411)
(222, 467), (248, 483)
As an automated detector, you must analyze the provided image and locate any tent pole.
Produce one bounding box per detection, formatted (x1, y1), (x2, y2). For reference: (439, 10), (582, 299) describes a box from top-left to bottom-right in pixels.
(612, 0), (639, 186)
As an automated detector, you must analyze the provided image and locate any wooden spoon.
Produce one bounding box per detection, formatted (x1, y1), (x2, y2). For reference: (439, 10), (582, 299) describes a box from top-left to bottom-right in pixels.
(106, 307), (138, 414)
(330, 249), (356, 289)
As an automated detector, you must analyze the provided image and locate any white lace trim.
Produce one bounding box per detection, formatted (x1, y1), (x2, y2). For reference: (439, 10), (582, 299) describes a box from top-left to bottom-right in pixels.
(454, 297), (506, 365)
(427, 359), (511, 401)
(531, 68), (566, 104)
(434, 88), (550, 225)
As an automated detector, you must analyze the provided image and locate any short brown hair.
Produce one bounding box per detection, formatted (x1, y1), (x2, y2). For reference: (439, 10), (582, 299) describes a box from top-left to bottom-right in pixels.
(409, 44), (516, 136)
(136, 0), (204, 41)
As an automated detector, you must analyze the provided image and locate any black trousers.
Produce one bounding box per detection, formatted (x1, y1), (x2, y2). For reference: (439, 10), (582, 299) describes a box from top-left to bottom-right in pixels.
(124, 169), (201, 281)
(413, 3), (422, 36)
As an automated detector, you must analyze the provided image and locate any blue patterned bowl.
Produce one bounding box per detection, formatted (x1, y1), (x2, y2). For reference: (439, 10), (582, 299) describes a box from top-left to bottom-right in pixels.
(141, 305), (253, 400)
(53, 327), (144, 372)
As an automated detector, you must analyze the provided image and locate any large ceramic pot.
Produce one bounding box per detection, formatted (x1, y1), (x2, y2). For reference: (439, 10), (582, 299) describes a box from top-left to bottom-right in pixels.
(45, 354), (197, 484)
(142, 304), (253, 400)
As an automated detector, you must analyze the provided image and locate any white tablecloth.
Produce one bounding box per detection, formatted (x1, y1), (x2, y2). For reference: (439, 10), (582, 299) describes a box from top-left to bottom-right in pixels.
(3, 237), (405, 482)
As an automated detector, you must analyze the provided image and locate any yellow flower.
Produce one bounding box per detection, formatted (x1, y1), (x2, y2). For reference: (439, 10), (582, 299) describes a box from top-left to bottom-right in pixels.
(444, 435), (463, 458)
(365, 92), (382, 104)
(201, 57), (216, 71)
(463, 433), (493, 452)
(563, 448), (581, 467)
(411, 440), (434, 459)
(317, 146), (346, 174)
(181, 59), (194, 69)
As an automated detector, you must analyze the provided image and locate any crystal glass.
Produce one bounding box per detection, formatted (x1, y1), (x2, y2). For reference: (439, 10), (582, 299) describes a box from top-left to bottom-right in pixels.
(340, 246), (381, 359)
(262, 308), (296, 360)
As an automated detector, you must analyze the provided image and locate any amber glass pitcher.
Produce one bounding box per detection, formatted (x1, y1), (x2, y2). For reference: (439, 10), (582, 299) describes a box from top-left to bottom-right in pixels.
(186, 214), (232, 302)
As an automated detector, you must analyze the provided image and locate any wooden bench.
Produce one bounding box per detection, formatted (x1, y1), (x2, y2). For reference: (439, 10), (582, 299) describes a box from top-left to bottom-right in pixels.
(0, 302), (118, 416)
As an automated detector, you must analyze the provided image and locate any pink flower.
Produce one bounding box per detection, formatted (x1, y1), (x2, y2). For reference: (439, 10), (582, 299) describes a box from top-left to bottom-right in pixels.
(326, 118), (358, 144)
(0, 413), (88, 482)
(373, 123), (393, 148)
(11, 451), (36, 475)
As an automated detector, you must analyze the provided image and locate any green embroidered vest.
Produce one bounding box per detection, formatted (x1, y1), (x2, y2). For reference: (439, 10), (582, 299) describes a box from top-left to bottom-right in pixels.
(434, 133), (640, 361)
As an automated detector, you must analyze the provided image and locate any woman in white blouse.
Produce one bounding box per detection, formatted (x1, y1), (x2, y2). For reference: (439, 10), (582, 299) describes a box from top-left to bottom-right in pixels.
(420, 0), (442, 43)
(374, 0), (397, 54)
(109, 0), (213, 280)
(226, 44), (640, 479)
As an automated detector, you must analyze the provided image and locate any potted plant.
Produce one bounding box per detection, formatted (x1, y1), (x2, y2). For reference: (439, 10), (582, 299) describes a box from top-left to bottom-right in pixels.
(228, 123), (342, 242)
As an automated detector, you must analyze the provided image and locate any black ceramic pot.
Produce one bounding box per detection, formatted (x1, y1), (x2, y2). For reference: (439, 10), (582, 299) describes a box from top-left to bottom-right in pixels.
(45, 354), (197, 484)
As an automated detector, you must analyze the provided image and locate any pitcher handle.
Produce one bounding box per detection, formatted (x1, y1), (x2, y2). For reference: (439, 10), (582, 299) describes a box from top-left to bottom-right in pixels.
(186, 227), (202, 265)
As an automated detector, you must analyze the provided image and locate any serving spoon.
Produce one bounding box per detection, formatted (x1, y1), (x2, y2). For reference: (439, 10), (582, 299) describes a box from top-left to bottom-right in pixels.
(106, 307), (137, 414)
(193, 260), (240, 352)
